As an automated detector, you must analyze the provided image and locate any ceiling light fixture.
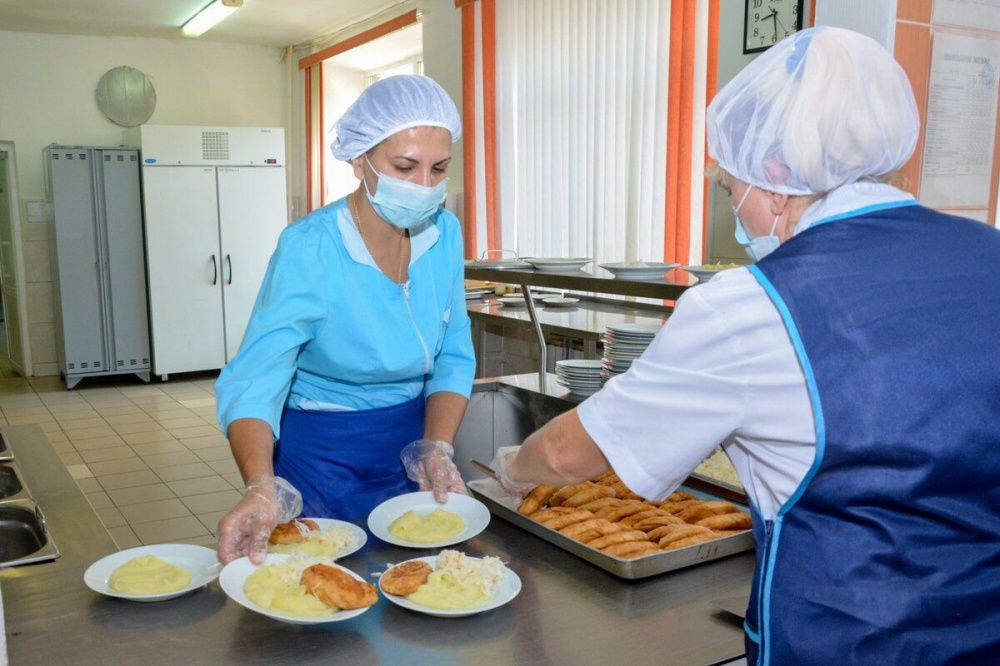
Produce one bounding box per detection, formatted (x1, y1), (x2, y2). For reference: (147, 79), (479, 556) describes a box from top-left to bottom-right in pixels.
(182, 0), (244, 38)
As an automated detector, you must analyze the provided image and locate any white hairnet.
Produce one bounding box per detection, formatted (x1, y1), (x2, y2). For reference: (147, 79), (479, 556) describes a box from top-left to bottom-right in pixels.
(331, 75), (462, 161)
(707, 27), (920, 195)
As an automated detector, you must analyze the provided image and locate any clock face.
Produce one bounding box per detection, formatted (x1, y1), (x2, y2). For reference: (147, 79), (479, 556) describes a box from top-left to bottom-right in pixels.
(744, 0), (804, 54)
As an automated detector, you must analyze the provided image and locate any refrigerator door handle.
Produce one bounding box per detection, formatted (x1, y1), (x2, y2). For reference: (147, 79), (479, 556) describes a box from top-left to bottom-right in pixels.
(225, 254), (232, 285)
(210, 254), (218, 285)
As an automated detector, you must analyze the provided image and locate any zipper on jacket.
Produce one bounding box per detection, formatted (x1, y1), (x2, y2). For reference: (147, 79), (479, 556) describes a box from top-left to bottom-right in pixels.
(402, 281), (432, 374)
(756, 519), (775, 664)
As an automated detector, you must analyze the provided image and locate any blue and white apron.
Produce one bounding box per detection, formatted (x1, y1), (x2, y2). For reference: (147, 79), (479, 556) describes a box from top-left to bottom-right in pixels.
(743, 203), (1000, 664)
(274, 396), (423, 521)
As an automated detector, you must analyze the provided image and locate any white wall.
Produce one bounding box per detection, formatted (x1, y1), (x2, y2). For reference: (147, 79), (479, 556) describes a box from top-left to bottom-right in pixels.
(0, 29), (288, 375)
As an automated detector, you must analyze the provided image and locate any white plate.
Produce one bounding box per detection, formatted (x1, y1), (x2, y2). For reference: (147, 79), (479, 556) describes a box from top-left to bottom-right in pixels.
(542, 297), (580, 307)
(556, 359), (604, 371)
(681, 265), (740, 282)
(599, 262), (679, 279)
(523, 257), (592, 272)
(367, 492), (491, 549)
(498, 296), (527, 307)
(84, 544), (222, 602)
(268, 518), (367, 559)
(219, 553), (373, 625)
(464, 259), (533, 269)
(379, 555), (521, 618)
(606, 323), (661, 336)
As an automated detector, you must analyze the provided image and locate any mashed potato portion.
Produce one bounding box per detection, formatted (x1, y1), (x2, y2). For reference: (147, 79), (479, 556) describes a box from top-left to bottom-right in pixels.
(406, 550), (507, 610)
(243, 556), (336, 618)
(109, 555), (191, 595)
(700, 263), (741, 270)
(388, 508), (464, 544)
(695, 449), (744, 490)
(269, 526), (357, 558)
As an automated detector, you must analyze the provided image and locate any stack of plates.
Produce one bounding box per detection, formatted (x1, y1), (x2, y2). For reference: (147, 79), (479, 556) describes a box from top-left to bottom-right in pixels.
(601, 323), (660, 381)
(555, 359), (604, 396)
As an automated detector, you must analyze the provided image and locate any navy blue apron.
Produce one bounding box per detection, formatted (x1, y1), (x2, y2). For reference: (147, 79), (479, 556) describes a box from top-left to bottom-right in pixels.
(274, 396), (423, 521)
(744, 203), (1000, 664)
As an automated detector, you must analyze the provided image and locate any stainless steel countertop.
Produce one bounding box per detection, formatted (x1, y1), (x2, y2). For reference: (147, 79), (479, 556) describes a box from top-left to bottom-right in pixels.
(1, 425), (752, 665)
(465, 266), (695, 300)
(467, 297), (669, 340)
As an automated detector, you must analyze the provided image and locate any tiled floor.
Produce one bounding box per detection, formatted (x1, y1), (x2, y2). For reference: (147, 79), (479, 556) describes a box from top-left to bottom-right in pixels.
(0, 371), (239, 550)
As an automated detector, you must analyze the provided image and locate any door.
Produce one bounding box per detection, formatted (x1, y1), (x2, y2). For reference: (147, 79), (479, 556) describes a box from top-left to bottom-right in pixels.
(100, 150), (149, 371)
(0, 151), (25, 374)
(217, 167), (287, 361)
(142, 166), (226, 375)
(48, 148), (107, 374)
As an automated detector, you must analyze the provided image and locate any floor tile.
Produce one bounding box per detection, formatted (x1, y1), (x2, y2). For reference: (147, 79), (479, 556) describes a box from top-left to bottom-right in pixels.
(169, 425), (219, 439)
(80, 446), (136, 464)
(51, 439), (77, 454)
(107, 483), (176, 506)
(63, 425), (116, 440)
(206, 458), (239, 475)
(55, 416), (107, 429)
(67, 463), (93, 479)
(223, 473), (245, 490)
(197, 510), (229, 535)
(179, 489), (242, 514)
(87, 457), (150, 476)
(39, 421), (65, 433)
(75, 477), (103, 493)
(107, 525), (141, 549)
(97, 469), (163, 491)
(96, 506), (128, 529)
(57, 451), (84, 466)
(141, 408), (196, 420)
(172, 534), (219, 548)
(72, 434), (128, 451)
(140, 450), (202, 468)
(112, 421), (168, 435)
(155, 416), (206, 430)
(167, 476), (232, 497)
(179, 398), (216, 409)
(122, 430), (178, 445)
(154, 462), (217, 482)
(195, 447), (235, 463)
(85, 491), (115, 510)
(179, 434), (228, 450)
(104, 413), (156, 426)
(118, 498), (193, 524)
(97, 406), (146, 417)
(132, 516), (209, 544)
(44, 431), (69, 443)
(5, 414), (55, 425)
(129, 440), (188, 457)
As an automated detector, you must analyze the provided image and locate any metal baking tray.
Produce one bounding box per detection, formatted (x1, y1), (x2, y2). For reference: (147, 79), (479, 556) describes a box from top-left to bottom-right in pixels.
(468, 478), (754, 580)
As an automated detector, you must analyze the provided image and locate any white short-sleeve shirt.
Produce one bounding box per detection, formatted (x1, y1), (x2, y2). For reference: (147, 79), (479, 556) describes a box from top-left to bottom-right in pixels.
(576, 182), (915, 519)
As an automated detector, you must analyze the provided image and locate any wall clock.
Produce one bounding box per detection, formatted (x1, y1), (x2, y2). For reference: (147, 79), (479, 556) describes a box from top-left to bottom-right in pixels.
(744, 0), (804, 54)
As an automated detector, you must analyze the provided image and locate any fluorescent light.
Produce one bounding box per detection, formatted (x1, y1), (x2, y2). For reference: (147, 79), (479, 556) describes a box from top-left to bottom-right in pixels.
(182, 0), (242, 38)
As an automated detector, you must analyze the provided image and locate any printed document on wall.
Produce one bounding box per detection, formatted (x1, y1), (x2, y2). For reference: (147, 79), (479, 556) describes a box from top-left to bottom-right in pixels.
(933, 0), (1000, 32)
(919, 31), (1000, 211)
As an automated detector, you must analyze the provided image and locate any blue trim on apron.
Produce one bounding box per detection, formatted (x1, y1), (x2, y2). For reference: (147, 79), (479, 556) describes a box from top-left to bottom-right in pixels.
(274, 396), (424, 521)
(805, 199), (917, 229)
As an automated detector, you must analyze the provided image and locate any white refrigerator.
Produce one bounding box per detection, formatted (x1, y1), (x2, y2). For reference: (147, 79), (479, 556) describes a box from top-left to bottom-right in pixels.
(127, 125), (288, 378)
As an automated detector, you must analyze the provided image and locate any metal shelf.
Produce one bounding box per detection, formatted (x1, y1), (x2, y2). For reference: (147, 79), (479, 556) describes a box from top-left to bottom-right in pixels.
(465, 266), (693, 300)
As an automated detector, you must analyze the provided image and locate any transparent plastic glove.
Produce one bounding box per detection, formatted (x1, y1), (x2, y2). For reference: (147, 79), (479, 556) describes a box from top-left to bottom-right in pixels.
(401, 439), (468, 503)
(490, 446), (537, 497)
(217, 475), (302, 565)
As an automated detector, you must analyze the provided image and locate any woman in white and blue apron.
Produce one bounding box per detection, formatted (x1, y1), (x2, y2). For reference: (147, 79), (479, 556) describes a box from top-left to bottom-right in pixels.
(216, 75), (475, 564)
(489, 28), (1000, 663)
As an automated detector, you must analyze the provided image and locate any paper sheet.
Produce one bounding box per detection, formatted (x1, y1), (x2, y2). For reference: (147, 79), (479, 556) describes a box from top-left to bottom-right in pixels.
(919, 31), (1000, 210)
(933, 0), (1000, 32)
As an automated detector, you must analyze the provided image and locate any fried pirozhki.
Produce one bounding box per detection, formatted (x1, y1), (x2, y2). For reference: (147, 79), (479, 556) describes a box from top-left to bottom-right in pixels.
(631, 515), (685, 532)
(380, 561), (433, 596)
(603, 503), (652, 523)
(695, 512), (752, 531)
(269, 518), (320, 545)
(656, 525), (713, 547)
(577, 497), (624, 513)
(674, 501), (741, 523)
(517, 485), (559, 515)
(602, 540), (660, 558)
(562, 485), (616, 508)
(301, 564), (377, 610)
(528, 506), (575, 521)
(559, 518), (622, 541)
(663, 532), (718, 550)
(587, 530), (649, 550)
(541, 510), (596, 530)
(548, 482), (595, 506)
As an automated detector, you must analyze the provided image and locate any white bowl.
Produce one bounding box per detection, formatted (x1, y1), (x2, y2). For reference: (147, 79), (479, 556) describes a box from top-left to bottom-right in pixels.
(367, 492), (491, 548)
(84, 544), (222, 602)
(378, 555), (521, 618)
(219, 553), (374, 625)
(681, 265), (741, 282)
(267, 518), (367, 559)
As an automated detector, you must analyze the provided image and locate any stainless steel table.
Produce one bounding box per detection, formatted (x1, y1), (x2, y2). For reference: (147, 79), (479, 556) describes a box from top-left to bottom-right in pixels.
(1, 425), (751, 665)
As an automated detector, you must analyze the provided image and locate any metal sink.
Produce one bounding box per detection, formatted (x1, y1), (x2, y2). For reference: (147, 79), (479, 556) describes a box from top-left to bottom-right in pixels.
(0, 501), (60, 568)
(0, 464), (25, 500)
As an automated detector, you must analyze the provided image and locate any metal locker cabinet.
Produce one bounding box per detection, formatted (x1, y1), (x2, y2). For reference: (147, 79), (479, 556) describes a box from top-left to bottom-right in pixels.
(47, 148), (108, 381)
(100, 150), (150, 373)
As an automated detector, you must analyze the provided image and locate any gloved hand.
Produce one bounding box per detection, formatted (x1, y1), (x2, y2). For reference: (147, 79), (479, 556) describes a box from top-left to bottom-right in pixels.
(490, 446), (537, 497)
(217, 475), (302, 565)
(401, 439), (468, 503)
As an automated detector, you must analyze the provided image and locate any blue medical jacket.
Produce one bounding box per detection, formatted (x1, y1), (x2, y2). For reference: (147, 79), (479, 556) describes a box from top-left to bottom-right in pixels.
(215, 197), (475, 439)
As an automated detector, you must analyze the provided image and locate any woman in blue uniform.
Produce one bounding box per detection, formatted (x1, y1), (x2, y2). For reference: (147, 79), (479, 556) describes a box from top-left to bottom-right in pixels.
(492, 28), (1000, 663)
(216, 75), (475, 564)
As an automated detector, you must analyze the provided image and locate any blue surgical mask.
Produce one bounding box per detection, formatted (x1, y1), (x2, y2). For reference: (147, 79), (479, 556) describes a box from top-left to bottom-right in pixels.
(364, 155), (447, 230)
(732, 185), (781, 261)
